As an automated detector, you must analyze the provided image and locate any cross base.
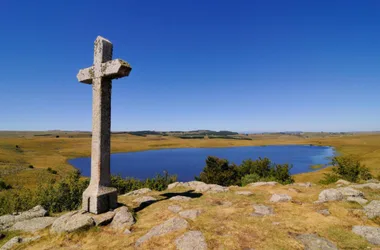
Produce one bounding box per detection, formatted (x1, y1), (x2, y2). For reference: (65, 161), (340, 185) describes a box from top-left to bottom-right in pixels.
(82, 185), (118, 214)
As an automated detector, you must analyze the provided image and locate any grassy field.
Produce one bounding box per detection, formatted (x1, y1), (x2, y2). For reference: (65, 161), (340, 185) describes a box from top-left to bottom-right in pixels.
(1, 131), (380, 189)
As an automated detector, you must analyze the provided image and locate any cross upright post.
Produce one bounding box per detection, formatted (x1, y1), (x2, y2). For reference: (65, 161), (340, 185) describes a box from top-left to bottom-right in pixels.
(77, 36), (132, 214)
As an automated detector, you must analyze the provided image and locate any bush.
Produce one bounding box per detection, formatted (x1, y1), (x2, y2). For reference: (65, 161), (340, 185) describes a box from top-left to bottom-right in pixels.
(196, 156), (241, 186)
(0, 179), (11, 191)
(47, 167), (57, 175)
(28, 165), (34, 169)
(320, 155), (372, 184)
(196, 156), (294, 186)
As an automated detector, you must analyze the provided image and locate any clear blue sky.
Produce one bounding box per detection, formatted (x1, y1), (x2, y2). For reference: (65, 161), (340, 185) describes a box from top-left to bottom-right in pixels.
(1, 0), (379, 132)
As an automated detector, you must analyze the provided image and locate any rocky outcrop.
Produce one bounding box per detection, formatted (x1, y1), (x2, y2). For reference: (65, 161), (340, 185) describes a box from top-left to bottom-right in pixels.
(132, 196), (157, 205)
(270, 194), (292, 202)
(317, 187), (364, 203)
(169, 196), (192, 201)
(91, 211), (115, 226)
(123, 188), (152, 196)
(296, 234), (337, 250)
(346, 197), (368, 205)
(0, 236), (41, 250)
(235, 191), (253, 196)
(110, 206), (135, 230)
(247, 181), (278, 187)
(6, 217), (56, 233)
(350, 183), (380, 190)
(135, 217), (188, 246)
(50, 210), (94, 234)
(0, 205), (47, 231)
(175, 231), (207, 250)
(168, 181), (229, 193)
(251, 204), (274, 216)
(168, 205), (183, 213)
(363, 200), (380, 219)
(178, 209), (202, 220)
(352, 226), (380, 245)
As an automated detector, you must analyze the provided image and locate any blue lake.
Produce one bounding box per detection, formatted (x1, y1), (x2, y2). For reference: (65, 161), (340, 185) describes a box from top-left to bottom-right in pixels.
(69, 145), (335, 182)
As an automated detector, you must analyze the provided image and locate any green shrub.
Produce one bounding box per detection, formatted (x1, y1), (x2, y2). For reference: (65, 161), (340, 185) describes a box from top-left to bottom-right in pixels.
(319, 173), (340, 185)
(0, 179), (11, 191)
(47, 167), (57, 174)
(196, 156), (294, 186)
(28, 165), (34, 169)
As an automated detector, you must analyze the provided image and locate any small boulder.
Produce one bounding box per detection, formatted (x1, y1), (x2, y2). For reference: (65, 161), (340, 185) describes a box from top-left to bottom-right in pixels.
(270, 194), (292, 203)
(110, 206), (135, 230)
(317, 209), (330, 216)
(175, 231), (207, 250)
(91, 211), (115, 226)
(123, 188), (152, 196)
(296, 234), (337, 250)
(0, 205), (48, 231)
(7, 217), (56, 233)
(179, 209), (202, 220)
(235, 191), (253, 196)
(207, 184), (229, 193)
(364, 200), (380, 219)
(50, 210), (94, 234)
(352, 226), (380, 245)
(336, 179), (350, 185)
(346, 197), (368, 205)
(292, 182), (312, 188)
(135, 217), (188, 246)
(168, 205), (183, 213)
(169, 196), (192, 201)
(248, 181), (278, 187)
(133, 196), (157, 205)
(251, 204), (274, 216)
(337, 187), (364, 198)
(318, 189), (344, 202)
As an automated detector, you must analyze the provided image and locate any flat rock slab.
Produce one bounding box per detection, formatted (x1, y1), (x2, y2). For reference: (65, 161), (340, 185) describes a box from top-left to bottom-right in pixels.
(350, 183), (380, 190)
(168, 205), (183, 213)
(0, 205), (47, 231)
(7, 217), (56, 233)
(352, 226), (380, 245)
(251, 204), (274, 216)
(248, 181), (278, 187)
(135, 217), (189, 246)
(169, 196), (192, 201)
(133, 196), (157, 205)
(110, 206), (135, 230)
(168, 181), (229, 193)
(235, 191), (253, 196)
(270, 194), (292, 202)
(291, 182), (312, 188)
(337, 187), (364, 198)
(364, 200), (380, 219)
(175, 231), (207, 250)
(318, 189), (344, 202)
(123, 188), (152, 196)
(346, 197), (368, 205)
(50, 210), (94, 234)
(0, 236), (41, 250)
(178, 209), (202, 220)
(296, 234), (337, 250)
(91, 211), (115, 226)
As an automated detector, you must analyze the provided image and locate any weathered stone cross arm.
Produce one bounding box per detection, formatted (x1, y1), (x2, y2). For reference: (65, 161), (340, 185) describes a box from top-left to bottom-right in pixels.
(77, 59), (132, 84)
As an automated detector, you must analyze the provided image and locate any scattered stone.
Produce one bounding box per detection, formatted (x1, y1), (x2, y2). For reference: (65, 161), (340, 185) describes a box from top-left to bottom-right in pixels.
(50, 210), (95, 234)
(110, 206), (135, 230)
(317, 209), (330, 216)
(0, 236), (41, 250)
(352, 226), (380, 245)
(318, 189), (344, 202)
(270, 194), (292, 203)
(175, 231), (207, 250)
(132, 196), (157, 205)
(168, 205), (183, 213)
(179, 209), (202, 220)
(169, 196), (192, 201)
(251, 204), (274, 216)
(123, 188), (152, 196)
(292, 182), (312, 188)
(0, 205), (48, 231)
(235, 191), (253, 196)
(296, 234), (338, 250)
(168, 181), (229, 193)
(91, 211), (115, 226)
(288, 188), (301, 193)
(346, 197), (368, 205)
(6, 217), (56, 232)
(272, 222), (280, 225)
(364, 200), (380, 219)
(124, 228), (132, 234)
(336, 179), (350, 185)
(135, 217), (188, 246)
(248, 181), (278, 187)
(350, 183), (380, 190)
(220, 201), (232, 207)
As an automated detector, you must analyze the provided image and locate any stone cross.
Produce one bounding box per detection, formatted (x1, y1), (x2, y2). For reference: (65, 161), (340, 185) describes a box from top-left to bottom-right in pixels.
(77, 36), (132, 214)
